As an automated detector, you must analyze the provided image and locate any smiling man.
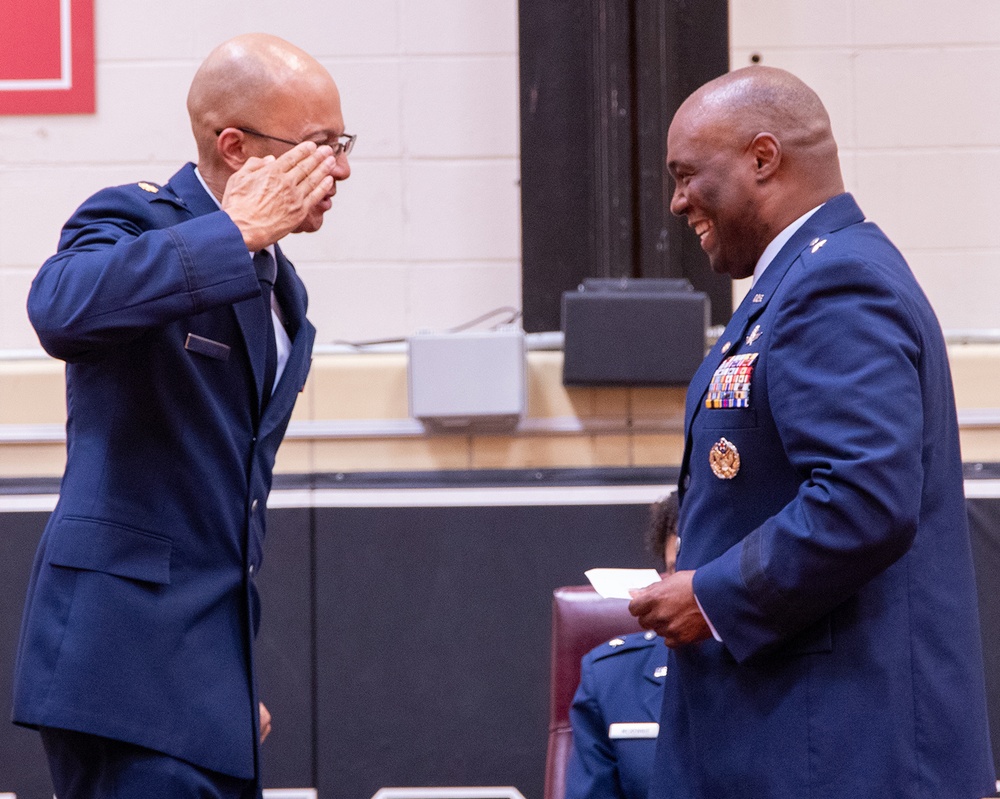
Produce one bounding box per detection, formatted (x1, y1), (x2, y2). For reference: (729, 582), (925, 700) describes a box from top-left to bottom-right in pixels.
(13, 34), (350, 799)
(628, 66), (994, 798)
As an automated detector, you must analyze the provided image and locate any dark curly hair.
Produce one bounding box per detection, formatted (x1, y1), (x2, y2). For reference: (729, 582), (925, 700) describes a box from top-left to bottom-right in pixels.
(646, 490), (679, 563)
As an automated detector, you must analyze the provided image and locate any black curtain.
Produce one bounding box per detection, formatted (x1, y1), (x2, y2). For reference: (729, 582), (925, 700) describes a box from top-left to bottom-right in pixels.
(519, 0), (731, 332)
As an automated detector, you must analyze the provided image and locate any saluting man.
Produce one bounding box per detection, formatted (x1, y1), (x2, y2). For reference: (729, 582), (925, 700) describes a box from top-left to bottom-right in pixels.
(13, 33), (352, 799)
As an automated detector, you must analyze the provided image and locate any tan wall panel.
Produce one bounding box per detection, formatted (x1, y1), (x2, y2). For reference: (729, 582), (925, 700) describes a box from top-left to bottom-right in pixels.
(0, 344), (997, 477)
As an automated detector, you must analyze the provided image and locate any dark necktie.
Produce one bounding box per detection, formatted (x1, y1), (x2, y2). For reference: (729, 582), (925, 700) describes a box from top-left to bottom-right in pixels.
(253, 249), (278, 409)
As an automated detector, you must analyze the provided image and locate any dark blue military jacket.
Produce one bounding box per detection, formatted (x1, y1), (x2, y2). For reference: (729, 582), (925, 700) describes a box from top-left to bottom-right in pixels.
(13, 163), (316, 780)
(652, 193), (994, 798)
(566, 631), (667, 799)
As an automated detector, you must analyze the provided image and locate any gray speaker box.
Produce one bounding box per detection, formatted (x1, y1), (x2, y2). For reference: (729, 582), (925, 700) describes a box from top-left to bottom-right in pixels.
(561, 278), (709, 386)
(407, 328), (527, 432)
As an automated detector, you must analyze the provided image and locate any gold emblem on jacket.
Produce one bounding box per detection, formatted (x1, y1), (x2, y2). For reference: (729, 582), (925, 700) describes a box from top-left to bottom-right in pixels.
(709, 437), (740, 479)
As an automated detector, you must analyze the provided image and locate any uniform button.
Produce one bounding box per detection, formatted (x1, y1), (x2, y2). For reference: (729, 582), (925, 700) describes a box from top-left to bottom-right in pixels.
(251, 499), (259, 513)
(249, 564), (255, 576)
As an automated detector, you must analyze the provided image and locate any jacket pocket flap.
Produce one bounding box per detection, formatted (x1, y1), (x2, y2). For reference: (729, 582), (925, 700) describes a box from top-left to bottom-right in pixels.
(48, 517), (172, 585)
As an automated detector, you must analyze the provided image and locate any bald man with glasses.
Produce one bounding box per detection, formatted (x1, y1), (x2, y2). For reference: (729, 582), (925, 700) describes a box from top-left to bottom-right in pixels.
(13, 33), (351, 799)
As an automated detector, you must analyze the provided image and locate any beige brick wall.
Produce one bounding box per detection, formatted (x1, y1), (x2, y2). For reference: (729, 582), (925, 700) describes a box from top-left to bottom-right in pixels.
(729, 0), (1000, 331)
(2, 2), (998, 478)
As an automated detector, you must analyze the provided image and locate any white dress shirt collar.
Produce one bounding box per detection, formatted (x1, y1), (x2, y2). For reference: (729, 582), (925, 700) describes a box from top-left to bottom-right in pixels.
(752, 204), (823, 286)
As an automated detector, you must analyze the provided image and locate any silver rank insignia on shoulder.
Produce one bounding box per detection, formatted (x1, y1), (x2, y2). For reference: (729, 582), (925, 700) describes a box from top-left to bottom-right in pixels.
(709, 437), (740, 479)
(810, 237), (827, 254)
(654, 666), (668, 678)
(609, 638), (625, 648)
(138, 182), (159, 193)
(745, 325), (762, 346)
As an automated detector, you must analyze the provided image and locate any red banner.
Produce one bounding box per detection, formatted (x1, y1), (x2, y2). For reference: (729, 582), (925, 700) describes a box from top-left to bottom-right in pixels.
(0, 0), (95, 114)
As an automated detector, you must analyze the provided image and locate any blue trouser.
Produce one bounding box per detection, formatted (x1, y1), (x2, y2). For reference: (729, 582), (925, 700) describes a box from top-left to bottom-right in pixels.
(40, 727), (258, 799)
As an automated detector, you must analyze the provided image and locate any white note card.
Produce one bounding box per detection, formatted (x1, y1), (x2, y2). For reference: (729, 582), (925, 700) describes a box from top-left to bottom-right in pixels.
(585, 568), (661, 599)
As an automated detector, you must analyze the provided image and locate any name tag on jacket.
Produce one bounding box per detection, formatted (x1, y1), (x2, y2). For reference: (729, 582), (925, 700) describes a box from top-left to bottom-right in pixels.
(184, 333), (231, 361)
(608, 722), (660, 739)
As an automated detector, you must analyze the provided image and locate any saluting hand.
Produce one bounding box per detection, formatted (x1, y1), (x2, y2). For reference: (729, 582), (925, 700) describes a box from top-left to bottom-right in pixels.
(222, 141), (338, 252)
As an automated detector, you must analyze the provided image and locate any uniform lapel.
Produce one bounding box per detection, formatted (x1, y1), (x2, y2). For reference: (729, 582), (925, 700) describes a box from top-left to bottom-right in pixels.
(642, 647), (669, 719)
(234, 296), (268, 416)
(685, 193), (866, 430)
(166, 164), (269, 414)
(259, 246), (315, 432)
(678, 194), (866, 494)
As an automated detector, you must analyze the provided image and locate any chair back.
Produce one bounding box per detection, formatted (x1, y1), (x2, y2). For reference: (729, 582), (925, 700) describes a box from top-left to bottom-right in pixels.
(544, 585), (643, 799)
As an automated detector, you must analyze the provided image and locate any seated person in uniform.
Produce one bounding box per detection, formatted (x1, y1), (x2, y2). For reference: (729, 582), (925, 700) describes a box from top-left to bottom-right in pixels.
(565, 492), (679, 799)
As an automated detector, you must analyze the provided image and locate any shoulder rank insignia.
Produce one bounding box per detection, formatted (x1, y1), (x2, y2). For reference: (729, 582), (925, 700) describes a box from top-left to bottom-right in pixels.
(709, 437), (740, 479)
(608, 638), (625, 648)
(654, 666), (668, 678)
(137, 181), (160, 193)
(809, 237), (827, 254)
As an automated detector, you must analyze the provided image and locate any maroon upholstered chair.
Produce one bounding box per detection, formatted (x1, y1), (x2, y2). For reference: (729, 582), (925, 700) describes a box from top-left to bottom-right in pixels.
(544, 585), (643, 799)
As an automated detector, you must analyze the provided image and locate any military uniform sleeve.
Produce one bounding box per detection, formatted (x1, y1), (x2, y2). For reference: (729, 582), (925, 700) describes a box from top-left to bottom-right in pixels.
(28, 184), (260, 362)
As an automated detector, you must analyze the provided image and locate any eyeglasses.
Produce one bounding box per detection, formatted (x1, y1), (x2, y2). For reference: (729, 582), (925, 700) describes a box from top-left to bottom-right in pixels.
(220, 126), (356, 157)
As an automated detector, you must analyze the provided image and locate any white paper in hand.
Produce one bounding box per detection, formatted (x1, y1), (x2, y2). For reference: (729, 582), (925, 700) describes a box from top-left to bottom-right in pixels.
(585, 568), (662, 599)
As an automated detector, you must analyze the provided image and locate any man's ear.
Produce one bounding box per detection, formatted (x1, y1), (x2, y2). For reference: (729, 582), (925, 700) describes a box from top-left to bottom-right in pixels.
(749, 132), (781, 181)
(215, 128), (250, 172)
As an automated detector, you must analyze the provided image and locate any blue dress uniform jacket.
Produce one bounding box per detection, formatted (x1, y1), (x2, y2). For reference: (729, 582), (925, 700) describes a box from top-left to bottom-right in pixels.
(566, 632), (666, 799)
(650, 193), (995, 799)
(12, 163), (316, 781)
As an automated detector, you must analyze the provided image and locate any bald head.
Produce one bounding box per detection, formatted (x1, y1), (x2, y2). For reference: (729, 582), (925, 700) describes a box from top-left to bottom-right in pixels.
(682, 66), (839, 178)
(666, 67), (844, 279)
(187, 34), (343, 174)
